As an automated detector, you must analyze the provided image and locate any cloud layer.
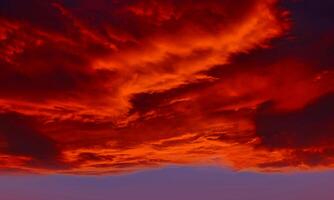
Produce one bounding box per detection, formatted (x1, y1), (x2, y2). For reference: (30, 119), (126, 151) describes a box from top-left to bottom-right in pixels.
(0, 0), (333, 174)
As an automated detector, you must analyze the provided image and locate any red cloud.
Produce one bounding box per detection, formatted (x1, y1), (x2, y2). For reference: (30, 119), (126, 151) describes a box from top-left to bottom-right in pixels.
(0, 0), (333, 174)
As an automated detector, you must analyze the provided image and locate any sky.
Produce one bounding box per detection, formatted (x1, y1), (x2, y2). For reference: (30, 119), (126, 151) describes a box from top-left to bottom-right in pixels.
(1, 167), (334, 200)
(0, 0), (333, 199)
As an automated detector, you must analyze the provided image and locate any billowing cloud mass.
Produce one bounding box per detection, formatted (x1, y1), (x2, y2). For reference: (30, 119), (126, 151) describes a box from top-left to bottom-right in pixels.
(0, 0), (333, 174)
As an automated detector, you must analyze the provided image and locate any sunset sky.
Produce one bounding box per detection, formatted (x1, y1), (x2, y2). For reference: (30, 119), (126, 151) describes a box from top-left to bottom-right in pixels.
(0, 0), (333, 199)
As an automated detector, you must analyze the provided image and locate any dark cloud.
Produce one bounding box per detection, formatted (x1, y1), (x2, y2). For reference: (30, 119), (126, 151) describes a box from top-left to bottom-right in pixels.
(256, 93), (334, 149)
(0, 0), (67, 33)
(0, 112), (62, 168)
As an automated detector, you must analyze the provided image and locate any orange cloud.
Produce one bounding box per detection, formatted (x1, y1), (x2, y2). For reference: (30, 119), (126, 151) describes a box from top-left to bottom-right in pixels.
(0, 0), (333, 175)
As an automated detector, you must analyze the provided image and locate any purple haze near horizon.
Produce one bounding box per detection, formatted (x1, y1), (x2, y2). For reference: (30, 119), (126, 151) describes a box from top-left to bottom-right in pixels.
(0, 167), (334, 200)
